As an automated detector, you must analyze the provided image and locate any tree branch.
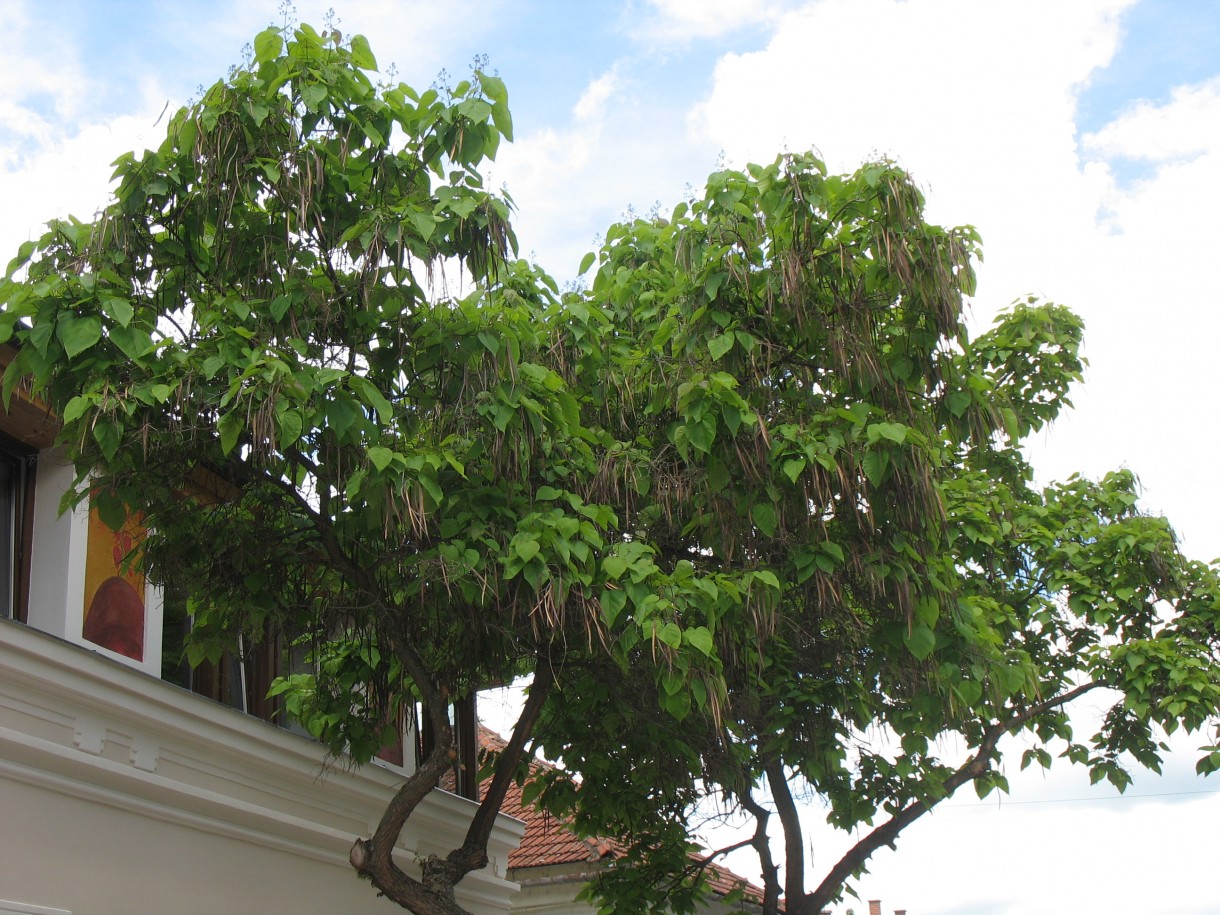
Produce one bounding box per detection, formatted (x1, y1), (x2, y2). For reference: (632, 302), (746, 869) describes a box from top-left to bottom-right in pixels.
(739, 785), (782, 915)
(765, 758), (806, 909)
(448, 659), (555, 875)
(802, 681), (1103, 913)
(212, 456), (453, 722)
(350, 738), (468, 915)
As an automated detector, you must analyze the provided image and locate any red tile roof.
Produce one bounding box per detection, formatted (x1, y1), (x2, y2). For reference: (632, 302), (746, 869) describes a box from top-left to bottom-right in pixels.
(478, 726), (776, 908)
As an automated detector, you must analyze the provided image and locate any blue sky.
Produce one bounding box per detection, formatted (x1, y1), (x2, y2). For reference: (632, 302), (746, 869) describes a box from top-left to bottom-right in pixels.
(1077, 0), (1220, 131)
(4, 2), (1220, 913)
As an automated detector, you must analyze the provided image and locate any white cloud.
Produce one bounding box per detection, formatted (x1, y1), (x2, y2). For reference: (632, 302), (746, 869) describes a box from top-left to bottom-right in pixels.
(0, 1), (87, 174)
(0, 116), (157, 259)
(689, 0), (1129, 223)
(0, 2), (169, 260)
(492, 63), (718, 276)
(490, 69), (621, 270)
(267, 0), (510, 80)
(633, 0), (792, 42)
(1083, 75), (1220, 162)
(0, 3), (88, 124)
(705, 718), (1220, 915)
(573, 67), (622, 122)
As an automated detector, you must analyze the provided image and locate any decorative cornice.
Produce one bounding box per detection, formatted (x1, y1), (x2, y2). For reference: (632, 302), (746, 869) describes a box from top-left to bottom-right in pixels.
(0, 619), (524, 906)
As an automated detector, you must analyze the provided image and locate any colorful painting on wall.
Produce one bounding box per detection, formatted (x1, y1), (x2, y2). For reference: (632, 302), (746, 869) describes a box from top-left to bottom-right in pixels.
(82, 499), (146, 661)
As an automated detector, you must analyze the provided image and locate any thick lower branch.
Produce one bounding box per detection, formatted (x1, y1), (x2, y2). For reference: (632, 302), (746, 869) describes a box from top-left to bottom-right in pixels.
(447, 661), (555, 875)
(350, 737), (468, 914)
(765, 758), (806, 908)
(739, 786), (782, 915)
(801, 681), (1102, 913)
(350, 660), (557, 913)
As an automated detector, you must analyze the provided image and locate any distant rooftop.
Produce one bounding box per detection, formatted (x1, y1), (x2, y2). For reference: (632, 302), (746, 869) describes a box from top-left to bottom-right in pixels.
(477, 725), (776, 908)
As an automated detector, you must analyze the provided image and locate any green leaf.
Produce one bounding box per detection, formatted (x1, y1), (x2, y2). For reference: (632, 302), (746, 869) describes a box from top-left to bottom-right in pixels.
(754, 570), (781, 591)
(946, 391), (970, 417)
(93, 419), (122, 462)
(29, 321), (53, 355)
(661, 685), (692, 721)
(480, 74), (507, 103)
(601, 588), (627, 628)
(326, 396), (362, 440)
(61, 395), (93, 424)
(109, 325), (153, 362)
(1197, 750), (1220, 776)
(253, 28), (283, 64)
(862, 449), (890, 485)
(300, 83), (328, 112)
(478, 330), (500, 357)
(419, 472), (444, 505)
(409, 210), (436, 241)
(821, 541), (845, 563)
(656, 621), (682, 649)
(94, 490), (128, 533)
(368, 446), (395, 471)
(869, 421), (908, 444)
(349, 376), (393, 424)
(690, 677), (708, 710)
(491, 101), (513, 143)
(661, 669), (685, 695)
(954, 678), (982, 706)
(350, 34), (378, 70)
(515, 538), (540, 563)
(578, 251), (596, 275)
(218, 410), (242, 456)
(57, 315), (103, 358)
(751, 502), (777, 537)
(782, 458), (805, 484)
(683, 626), (714, 657)
(904, 624), (936, 660)
(102, 295), (134, 327)
(5, 239), (36, 279)
(708, 331), (735, 361)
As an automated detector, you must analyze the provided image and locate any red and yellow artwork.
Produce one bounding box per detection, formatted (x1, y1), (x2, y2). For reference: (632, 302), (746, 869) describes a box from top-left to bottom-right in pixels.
(82, 500), (147, 661)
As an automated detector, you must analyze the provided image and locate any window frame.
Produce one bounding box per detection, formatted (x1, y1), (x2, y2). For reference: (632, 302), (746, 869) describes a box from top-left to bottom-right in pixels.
(0, 429), (37, 624)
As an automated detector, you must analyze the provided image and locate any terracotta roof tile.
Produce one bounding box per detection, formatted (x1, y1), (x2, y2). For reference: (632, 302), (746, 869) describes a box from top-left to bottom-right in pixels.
(478, 726), (776, 908)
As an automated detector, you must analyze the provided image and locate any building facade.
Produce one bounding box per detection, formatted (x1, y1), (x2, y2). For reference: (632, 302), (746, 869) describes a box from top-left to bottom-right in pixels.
(0, 368), (523, 915)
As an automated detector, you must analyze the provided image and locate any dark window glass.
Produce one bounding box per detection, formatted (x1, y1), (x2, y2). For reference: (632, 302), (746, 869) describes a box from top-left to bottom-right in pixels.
(0, 456), (14, 618)
(0, 435), (34, 622)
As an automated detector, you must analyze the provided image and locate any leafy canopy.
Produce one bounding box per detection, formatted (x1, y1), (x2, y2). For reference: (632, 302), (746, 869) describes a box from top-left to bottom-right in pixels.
(523, 155), (1220, 915)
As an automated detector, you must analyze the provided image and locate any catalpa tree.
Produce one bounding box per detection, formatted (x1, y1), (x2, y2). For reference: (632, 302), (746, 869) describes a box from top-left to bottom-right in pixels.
(2, 23), (1218, 915)
(525, 172), (1220, 912)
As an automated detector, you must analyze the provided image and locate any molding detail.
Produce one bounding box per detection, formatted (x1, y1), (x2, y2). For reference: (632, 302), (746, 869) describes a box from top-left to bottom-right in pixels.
(0, 901), (72, 915)
(71, 717), (104, 755)
(0, 619), (525, 912)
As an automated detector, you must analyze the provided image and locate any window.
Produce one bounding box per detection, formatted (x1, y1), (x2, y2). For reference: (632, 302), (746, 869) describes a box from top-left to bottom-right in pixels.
(419, 695), (479, 800)
(0, 432), (35, 623)
(159, 588), (283, 721)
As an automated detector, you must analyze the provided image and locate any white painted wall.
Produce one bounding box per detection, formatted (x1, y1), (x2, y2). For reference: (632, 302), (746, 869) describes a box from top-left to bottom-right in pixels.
(0, 621), (524, 915)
